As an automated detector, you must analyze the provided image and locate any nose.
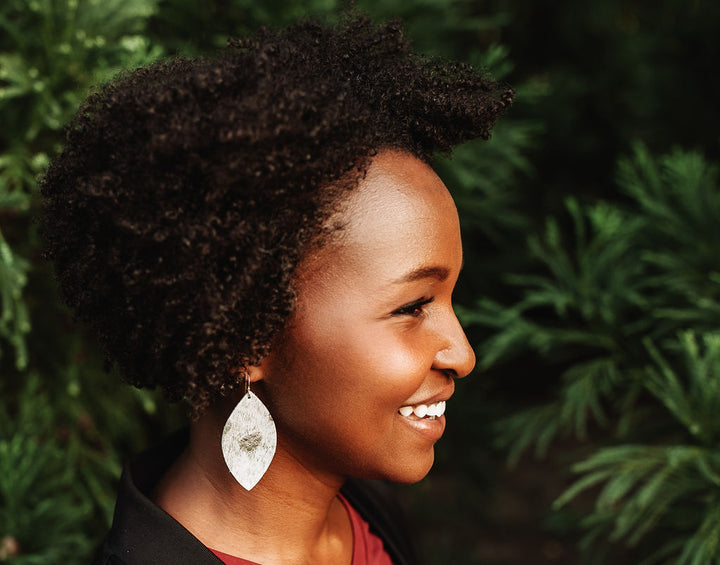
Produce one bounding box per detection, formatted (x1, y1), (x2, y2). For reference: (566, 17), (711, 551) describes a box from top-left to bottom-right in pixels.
(432, 309), (476, 379)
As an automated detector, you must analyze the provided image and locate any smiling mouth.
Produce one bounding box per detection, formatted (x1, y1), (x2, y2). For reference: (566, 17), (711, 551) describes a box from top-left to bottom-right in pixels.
(398, 401), (446, 421)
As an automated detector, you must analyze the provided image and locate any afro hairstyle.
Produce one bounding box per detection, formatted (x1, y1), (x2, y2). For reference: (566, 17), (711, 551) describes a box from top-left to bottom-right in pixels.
(41, 16), (513, 415)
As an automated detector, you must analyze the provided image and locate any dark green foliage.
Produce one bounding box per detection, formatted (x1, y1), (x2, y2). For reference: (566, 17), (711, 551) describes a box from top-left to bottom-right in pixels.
(0, 2), (182, 563)
(0, 0), (164, 370)
(468, 146), (720, 562)
(490, 0), (720, 209)
(1, 376), (104, 563)
(0, 367), (177, 562)
(553, 333), (720, 565)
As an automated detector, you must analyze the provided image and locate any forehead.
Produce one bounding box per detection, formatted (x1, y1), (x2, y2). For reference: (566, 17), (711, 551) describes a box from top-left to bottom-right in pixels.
(341, 151), (457, 242)
(296, 150), (461, 288)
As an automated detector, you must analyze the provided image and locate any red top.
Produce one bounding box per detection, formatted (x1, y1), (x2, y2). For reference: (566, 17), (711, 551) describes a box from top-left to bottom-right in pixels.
(209, 493), (393, 564)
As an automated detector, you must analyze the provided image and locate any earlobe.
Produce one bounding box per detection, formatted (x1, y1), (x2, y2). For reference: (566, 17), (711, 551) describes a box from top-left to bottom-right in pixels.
(246, 347), (281, 385)
(244, 344), (279, 383)
(246, 362), (266, 384)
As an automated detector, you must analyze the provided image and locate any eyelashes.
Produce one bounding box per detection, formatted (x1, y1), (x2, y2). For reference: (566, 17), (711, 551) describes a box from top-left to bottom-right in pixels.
(392, 296), (434, 317)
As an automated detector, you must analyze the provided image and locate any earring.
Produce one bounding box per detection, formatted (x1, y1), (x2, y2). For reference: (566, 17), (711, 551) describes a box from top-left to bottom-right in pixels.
(221, 374), (277, 490)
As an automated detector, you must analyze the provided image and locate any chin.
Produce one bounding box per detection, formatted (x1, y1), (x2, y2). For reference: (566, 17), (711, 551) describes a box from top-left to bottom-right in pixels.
(374, 450), (436, 484)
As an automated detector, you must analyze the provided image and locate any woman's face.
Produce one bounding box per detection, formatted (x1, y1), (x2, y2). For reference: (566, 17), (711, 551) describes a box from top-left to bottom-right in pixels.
(256, 150), (476, 484)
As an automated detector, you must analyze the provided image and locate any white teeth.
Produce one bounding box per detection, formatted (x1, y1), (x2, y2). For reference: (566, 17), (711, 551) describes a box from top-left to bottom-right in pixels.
(398, 406), (414, 417)
(398, 401), (446, 419)
(413, 404), (428, 418)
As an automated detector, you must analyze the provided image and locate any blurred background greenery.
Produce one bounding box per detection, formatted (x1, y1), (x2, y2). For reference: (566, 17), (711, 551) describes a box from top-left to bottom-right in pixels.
(1, 1), (719, 563)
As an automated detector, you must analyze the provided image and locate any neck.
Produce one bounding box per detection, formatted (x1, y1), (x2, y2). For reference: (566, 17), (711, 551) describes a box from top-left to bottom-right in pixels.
(152, 395), (352, 565)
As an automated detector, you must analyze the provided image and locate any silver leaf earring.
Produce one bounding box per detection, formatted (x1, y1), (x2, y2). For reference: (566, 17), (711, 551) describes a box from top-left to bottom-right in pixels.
(221, 374), (277, 490)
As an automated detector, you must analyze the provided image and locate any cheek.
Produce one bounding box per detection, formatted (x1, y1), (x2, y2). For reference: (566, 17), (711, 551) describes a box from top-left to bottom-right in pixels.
(267, 302), (438, 412)
(270, 324), (432, 415)
(356, 333), (431, 391)
(317, 326), (436, 418)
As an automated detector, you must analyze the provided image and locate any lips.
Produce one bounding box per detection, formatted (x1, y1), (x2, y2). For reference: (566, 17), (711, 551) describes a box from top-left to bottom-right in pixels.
(397, 399), (448, 442)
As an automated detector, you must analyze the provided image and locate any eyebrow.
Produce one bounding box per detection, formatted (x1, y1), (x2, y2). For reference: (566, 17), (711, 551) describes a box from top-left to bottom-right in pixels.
(393, 266), (451, 284)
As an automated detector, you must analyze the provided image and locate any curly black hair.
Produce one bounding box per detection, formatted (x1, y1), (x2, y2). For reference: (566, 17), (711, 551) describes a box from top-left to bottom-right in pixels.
(41, 16), (512, 415)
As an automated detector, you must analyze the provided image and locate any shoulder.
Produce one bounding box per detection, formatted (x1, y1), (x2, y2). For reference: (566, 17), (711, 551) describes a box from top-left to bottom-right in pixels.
(91, 544), (122, 564)
(91, 540), (125, 564)
(95, 430), (222, 564)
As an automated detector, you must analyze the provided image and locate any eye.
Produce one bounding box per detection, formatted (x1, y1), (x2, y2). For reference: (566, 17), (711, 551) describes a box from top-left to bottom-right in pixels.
(392, 297), (434, 317)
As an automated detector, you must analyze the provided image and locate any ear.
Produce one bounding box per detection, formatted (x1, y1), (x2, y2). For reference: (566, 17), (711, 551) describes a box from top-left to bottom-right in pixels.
(246, 351), (274, 383)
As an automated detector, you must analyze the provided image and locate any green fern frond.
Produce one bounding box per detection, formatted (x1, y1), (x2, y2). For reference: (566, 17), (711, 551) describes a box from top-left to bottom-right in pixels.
(643, 332), (720, 443)
(676, 494), (720, 565)
(0, 227), (30, 369)
(496, 403), (563, 465)
(560, 357), (621, 438)
(0, 376), (94, 563)
(557, 444), (720, 560)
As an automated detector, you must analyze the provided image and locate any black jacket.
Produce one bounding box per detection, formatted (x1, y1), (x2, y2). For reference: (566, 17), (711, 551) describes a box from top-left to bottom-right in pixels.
(93, 431), (419, 564)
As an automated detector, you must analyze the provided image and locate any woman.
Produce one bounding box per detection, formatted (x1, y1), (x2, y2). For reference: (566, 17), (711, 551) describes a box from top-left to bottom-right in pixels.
(41, 16), (512, 565)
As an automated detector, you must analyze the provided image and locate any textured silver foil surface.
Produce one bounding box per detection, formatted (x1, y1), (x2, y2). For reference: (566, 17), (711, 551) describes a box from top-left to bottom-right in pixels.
(221, 391), (277, 490)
